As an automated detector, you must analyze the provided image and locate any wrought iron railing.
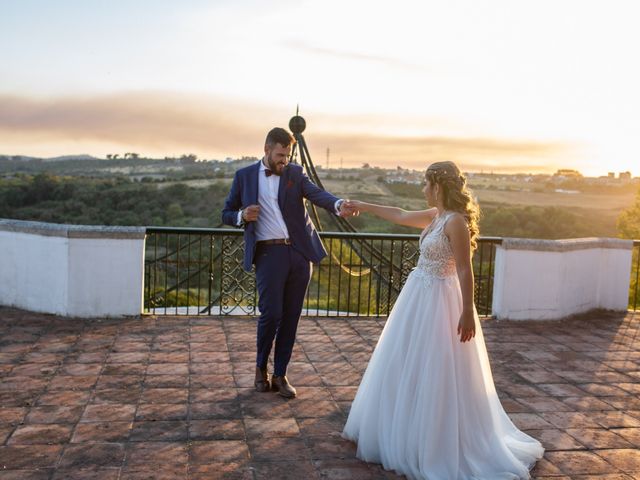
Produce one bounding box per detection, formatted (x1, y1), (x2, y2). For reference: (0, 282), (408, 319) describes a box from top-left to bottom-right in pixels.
(631, 240), (640, 311)
(143, 227), (501, 317)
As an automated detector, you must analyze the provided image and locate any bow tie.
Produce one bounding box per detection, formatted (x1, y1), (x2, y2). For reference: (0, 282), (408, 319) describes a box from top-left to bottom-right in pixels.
(265, 169), (273, 177)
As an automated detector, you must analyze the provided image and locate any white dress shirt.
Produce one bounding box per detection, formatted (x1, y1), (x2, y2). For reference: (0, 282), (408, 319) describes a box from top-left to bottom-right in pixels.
(237, 159), (343, 239)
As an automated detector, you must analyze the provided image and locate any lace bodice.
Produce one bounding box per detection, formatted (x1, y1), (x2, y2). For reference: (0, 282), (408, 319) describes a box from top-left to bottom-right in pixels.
(414, 211), (457, 279)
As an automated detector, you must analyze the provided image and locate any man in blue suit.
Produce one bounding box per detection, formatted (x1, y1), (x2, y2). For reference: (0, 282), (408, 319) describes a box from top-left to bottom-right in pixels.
(222, 127), (353, 398)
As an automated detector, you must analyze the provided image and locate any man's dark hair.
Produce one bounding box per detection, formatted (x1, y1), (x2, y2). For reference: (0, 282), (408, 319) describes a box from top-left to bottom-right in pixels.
(265, 127), (296, 148)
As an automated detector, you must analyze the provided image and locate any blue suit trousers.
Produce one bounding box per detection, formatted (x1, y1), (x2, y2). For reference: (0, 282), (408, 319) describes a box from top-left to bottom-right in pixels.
(254, 244), (312, 376)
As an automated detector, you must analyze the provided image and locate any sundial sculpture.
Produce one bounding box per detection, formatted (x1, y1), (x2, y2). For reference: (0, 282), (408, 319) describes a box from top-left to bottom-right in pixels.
(287, 109), (411, 291)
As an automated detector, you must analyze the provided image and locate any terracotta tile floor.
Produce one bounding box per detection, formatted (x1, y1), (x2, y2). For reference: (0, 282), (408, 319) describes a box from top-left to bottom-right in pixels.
(0, 307), (638, 479)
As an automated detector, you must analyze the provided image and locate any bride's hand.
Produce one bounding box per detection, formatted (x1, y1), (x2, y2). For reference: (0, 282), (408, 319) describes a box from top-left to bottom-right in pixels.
(457, 310), (476, 343)
(344, 200), (364, 215)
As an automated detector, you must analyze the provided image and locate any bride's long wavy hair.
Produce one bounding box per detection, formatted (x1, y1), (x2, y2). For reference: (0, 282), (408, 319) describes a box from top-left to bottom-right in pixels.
(425, 161), (480, 251)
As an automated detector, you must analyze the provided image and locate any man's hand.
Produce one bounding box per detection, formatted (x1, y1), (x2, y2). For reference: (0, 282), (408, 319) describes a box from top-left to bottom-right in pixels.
(242, 204), (260, 222)
(339, 199), (359, 217)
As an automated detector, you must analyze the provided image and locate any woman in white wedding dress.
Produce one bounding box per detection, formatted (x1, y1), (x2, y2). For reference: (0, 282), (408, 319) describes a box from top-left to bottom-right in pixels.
(341, 161), (543, 480)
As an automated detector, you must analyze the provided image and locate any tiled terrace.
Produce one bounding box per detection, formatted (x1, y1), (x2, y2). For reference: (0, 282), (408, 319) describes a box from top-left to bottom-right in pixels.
(0, 306), (639, 480)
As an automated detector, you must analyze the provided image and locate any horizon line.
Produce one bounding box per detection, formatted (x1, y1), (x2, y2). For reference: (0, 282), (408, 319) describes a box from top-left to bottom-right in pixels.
(0, 153), (637, 179)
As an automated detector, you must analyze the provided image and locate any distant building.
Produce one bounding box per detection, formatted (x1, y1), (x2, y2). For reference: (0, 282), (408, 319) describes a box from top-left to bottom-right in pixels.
(619, 171), (632, 180)
(385, 169), (423, 185)
(554, 169), (583, 179)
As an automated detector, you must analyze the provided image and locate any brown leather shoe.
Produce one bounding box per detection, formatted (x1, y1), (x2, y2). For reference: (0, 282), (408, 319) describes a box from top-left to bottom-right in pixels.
(271, 375), (297, 398)
(254, 367), (270, 392)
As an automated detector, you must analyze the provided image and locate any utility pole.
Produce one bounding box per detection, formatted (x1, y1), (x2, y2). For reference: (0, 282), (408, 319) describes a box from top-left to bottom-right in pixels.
(326, 148), (330, 170)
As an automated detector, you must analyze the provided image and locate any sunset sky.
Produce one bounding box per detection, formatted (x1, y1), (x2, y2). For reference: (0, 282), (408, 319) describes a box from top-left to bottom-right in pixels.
(1, 0), (639, 176)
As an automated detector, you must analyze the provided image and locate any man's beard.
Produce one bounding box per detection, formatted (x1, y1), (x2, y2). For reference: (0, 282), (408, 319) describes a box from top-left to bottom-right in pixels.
(267, 153), (285, 176)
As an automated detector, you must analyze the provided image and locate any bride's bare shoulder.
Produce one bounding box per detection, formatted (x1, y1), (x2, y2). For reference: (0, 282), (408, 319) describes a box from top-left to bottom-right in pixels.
(443, 212), (470, 238)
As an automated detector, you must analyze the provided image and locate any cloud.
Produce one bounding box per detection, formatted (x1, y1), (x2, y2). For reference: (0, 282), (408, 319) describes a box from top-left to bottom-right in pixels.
(306, 132), (564, 173)
(0, 91), (566, 171)
(0, 92), (274, 156)
(284, 41), (429, 72)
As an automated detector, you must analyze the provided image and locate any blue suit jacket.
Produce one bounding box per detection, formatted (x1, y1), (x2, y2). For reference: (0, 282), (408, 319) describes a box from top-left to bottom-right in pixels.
(221, 162), (340, 272)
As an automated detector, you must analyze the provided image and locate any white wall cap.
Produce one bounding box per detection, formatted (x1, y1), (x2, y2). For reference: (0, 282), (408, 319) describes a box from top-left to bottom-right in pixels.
(499, 237), (633, 252)
(0, 218), (145, 239)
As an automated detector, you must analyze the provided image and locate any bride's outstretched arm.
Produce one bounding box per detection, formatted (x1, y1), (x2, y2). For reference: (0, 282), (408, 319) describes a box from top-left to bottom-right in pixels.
(446, 213), (476, 343)
(344, 200), (437, 229)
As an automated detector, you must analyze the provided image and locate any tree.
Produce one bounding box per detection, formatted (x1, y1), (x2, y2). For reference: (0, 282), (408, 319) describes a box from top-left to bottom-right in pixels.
(28, 172), (59, 204)
(617, 187), (640, 239)
(166, 183), (189, 200)
(180, 154), (197, 164)
(166, 202), (184, 222)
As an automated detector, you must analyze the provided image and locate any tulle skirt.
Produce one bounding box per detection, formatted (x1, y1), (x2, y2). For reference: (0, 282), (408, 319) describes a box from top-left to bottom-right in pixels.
(342, 269), (544, 480)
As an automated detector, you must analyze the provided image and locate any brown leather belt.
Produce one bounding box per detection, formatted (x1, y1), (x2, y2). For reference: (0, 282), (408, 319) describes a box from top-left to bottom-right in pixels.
(256, 238), (291, 246)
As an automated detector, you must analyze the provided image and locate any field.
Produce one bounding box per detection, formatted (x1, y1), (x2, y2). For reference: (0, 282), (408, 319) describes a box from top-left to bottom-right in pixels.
(321, 177), (635, 213)
(473, 188), (635, 211)
(157, 178), (232, 190)
(156, 175), (635, 234)
(312, 177), (636, 238)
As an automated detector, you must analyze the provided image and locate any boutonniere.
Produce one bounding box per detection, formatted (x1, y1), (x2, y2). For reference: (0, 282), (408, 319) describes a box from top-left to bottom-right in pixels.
(286, 180), (294, 189)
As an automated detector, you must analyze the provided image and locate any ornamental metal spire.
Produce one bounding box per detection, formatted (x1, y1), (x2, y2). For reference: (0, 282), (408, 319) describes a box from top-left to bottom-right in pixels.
(288, 109), (409, 294)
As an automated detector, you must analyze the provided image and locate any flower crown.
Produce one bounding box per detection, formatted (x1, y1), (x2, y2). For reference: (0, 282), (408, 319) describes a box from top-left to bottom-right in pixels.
(427, 168), (464, 187)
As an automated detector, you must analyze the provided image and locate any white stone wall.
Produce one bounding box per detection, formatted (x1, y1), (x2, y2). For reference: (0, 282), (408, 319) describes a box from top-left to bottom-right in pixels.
(0, 219), (145, 317)
(492, 237), (633, 321)
(1, 219), (635, 321)
(0, 230), (69, 315)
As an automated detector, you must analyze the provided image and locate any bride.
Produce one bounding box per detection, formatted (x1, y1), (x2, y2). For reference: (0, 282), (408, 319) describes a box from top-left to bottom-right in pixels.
(341, 161), (543, 480)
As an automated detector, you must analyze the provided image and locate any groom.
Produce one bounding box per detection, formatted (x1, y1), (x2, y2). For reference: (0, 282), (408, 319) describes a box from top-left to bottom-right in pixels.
(222, 127), (353, 398)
